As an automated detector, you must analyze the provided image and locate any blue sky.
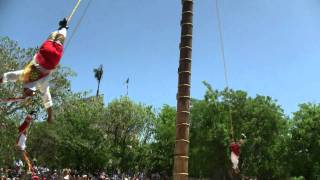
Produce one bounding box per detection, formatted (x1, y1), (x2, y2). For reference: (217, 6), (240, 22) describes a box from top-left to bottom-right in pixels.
(1, 0), (320, 115)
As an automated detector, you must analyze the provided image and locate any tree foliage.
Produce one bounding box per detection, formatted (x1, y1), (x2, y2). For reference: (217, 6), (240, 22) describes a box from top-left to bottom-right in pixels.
(189, 82), (289, 179)
(289, 103), (320, 179)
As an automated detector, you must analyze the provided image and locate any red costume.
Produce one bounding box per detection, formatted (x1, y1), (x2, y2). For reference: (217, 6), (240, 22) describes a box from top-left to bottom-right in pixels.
(18, 115), (32, 135)
(16, 115), (33, 150)
(35, 40), (64, 70)
(16, 115), (34, 173)
(230, 142), (240, 156)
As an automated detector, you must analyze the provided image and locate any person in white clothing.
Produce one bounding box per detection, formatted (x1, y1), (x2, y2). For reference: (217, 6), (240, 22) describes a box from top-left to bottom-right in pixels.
(15, 113), (34, 173)
(0, 18), (69, 123)
(230, 133), (247, 174)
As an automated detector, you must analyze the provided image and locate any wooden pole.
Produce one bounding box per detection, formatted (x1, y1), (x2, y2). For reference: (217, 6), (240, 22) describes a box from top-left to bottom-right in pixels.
(173, 0), (193, 179)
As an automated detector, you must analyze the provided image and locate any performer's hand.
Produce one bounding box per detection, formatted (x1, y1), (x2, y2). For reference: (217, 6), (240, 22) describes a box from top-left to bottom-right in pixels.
(47, 107), (54, 123)
(23, 88), (36, 97)
(59, 18), (69, 30)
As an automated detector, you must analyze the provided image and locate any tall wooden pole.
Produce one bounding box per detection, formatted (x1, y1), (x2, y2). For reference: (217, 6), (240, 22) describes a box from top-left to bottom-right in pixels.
(173, 0), (193, 180)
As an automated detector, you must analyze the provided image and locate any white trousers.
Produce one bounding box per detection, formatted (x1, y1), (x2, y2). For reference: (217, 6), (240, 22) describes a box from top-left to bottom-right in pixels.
(17, 134), (27, 151)
(231, 152), (239, 170)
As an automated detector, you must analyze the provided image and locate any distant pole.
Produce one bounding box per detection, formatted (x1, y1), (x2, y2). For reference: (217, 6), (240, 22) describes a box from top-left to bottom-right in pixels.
(173, 0), (193, 180)
(94, 65), (104, 97)
(126, 83), (128, 96)
(125, 78), (129, 96)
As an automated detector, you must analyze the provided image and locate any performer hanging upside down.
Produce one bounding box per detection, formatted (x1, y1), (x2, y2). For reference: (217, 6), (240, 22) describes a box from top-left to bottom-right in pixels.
(0, 18), (69, 123)
(16, 113), (34, 173)
(230, 133), (246, 174)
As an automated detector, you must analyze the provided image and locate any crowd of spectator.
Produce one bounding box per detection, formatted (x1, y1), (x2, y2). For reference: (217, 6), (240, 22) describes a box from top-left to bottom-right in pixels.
(0, 167), (142, 179)
(0, 160), (168, 180)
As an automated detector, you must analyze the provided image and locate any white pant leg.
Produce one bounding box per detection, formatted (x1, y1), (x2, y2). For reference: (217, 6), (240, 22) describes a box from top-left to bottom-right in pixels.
(2, 70), (24, 83)
(231, 152), (239, 170)
(17, 134), (27, 151)
(36, 75), (52, 108)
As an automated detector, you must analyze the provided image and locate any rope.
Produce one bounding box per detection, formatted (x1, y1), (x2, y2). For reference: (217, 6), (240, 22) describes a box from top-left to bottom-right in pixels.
(0, 97), (26, 103)
(68, 0), (82, 22)
(215, 0), (234, 140)
(215, 0), (229, 87)
(65, 0), (93, 52)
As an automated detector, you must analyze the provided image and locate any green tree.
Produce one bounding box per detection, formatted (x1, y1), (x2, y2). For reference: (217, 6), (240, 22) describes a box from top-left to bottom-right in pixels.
(149, 105), (176, 174)
(29, 93), (108, 171)
(189, 82), (289, 179)
(100, 96), (156, 172)
(289, 103), (320, 179)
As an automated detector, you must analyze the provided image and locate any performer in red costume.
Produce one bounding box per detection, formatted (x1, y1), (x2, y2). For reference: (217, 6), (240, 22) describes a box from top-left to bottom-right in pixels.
(0, 18), (69, 123)
(16, 113), (34, 174)
(230, 133), (246, 174)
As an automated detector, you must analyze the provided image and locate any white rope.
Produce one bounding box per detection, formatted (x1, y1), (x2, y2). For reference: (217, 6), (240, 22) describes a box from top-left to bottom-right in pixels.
(215, 0), (229, 88)
(65, 0), (93, 52)
(68, 0), (82, 22)
(215, 0), (234, 139)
